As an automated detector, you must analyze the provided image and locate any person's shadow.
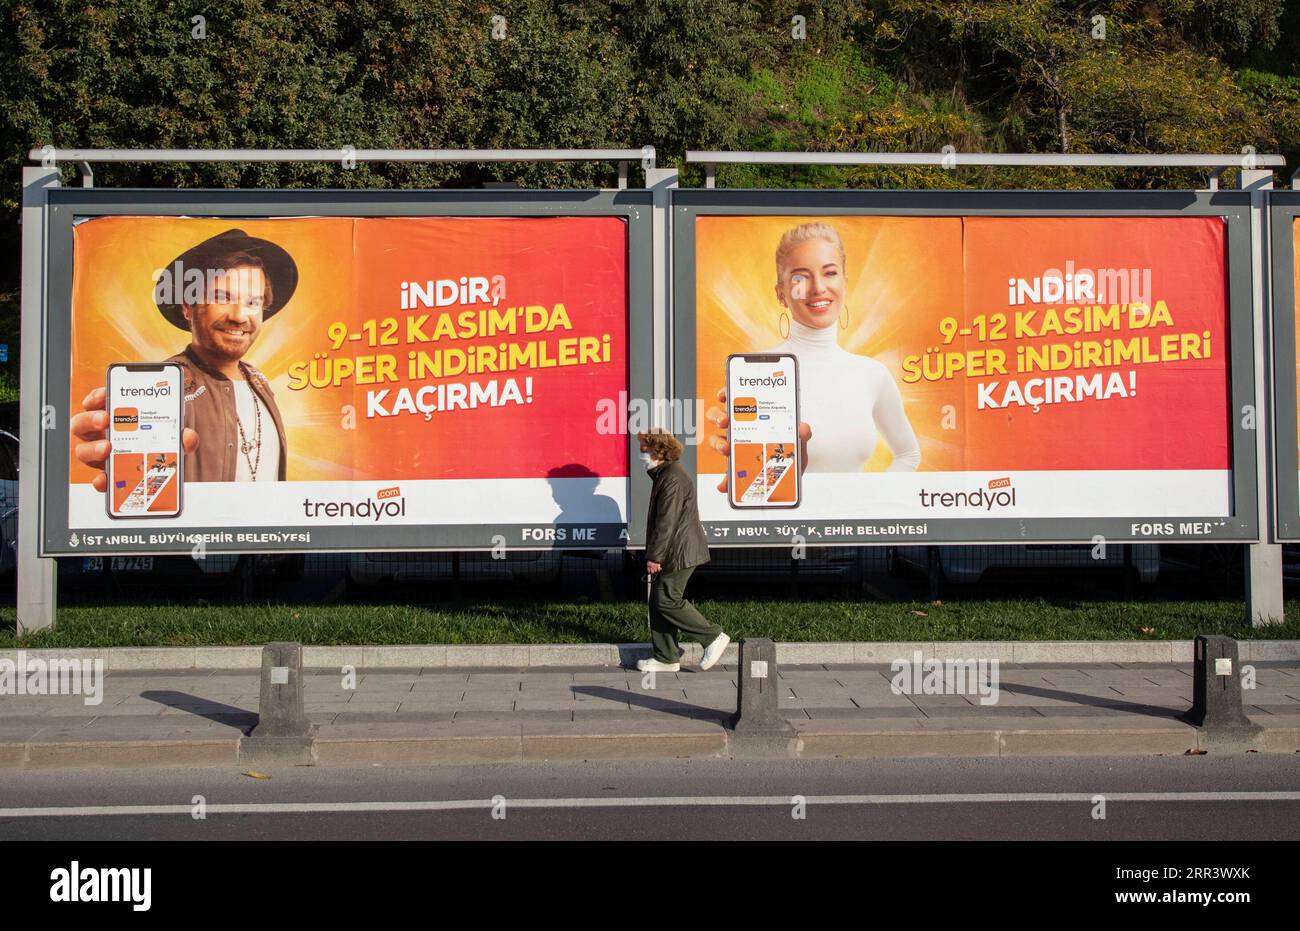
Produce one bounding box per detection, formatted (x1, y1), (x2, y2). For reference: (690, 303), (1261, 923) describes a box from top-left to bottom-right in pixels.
(546, 463), (622, 546)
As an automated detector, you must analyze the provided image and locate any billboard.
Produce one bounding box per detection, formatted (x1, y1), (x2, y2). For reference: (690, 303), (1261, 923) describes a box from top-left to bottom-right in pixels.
(1270, 193), (1300, 540)
(675, 190), (1258, 544)
(41, 191), (653, 554)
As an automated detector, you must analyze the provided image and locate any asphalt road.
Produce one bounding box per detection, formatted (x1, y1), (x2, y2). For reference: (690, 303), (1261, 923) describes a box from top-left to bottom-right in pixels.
(2, 754), (1298, 841)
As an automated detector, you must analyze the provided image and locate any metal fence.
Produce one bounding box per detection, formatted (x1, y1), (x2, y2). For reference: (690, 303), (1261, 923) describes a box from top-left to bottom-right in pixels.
(24, 542), (1262, 610)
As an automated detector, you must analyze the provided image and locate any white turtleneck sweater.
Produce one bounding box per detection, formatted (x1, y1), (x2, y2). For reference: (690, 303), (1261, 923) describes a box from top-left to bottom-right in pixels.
(769, 319), (921, 473)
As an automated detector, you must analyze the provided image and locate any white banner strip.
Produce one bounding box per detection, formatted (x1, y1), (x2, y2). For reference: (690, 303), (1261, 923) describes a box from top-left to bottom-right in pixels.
(697, 470), (1232, 520)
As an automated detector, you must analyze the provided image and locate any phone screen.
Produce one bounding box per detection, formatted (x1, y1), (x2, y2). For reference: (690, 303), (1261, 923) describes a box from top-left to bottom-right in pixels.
(106, 363), (184, 518)
(727, 353), (800, 508)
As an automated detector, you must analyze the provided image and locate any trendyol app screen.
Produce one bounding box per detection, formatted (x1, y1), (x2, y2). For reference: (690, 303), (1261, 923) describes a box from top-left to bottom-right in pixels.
(728, 354), (798, 507)
(108, 365), (182, 517)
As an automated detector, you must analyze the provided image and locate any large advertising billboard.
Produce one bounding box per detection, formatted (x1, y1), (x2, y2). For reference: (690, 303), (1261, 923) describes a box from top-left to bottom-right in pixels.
(675, 191), (1258, 544)
(41, 191), (653, 554)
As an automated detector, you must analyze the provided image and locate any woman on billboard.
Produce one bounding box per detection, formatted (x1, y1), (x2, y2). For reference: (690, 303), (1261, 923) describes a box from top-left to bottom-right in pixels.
(707, 221), (921, 493)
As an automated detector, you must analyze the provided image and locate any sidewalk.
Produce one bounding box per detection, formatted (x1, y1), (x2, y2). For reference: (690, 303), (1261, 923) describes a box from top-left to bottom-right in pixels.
(2, 659), (1298, 768)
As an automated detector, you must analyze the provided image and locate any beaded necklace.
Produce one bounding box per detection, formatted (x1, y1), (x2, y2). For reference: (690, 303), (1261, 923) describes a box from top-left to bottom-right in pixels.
(234, 370), (263, 477)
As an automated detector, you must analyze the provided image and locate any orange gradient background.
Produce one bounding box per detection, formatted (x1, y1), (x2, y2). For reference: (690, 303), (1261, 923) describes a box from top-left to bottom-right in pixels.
(71, 216), (628, 484)
(695, 215), (1228, 474)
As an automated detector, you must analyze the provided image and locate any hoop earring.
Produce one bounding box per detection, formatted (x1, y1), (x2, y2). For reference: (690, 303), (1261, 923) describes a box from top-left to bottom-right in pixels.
(779, 312), (790, 340)
(839, 306), (849, 330)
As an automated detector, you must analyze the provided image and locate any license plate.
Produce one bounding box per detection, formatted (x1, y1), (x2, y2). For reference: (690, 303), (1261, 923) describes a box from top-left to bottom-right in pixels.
(81, 557), (103, 572)
(110, 556), (154, 572)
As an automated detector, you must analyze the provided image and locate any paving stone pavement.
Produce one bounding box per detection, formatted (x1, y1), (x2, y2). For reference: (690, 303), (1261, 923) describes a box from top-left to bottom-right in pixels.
(2, 662), (1298, 734)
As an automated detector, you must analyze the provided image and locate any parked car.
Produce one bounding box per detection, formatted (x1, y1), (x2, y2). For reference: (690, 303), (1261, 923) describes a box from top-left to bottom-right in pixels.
(0, 397), (302, 593)
(71, 552), (304, 597)
(692, 545), (863, 585)
(346, 549), (563, 588)
(0, 428), (18, 575)
(887, 543), (1160, 589)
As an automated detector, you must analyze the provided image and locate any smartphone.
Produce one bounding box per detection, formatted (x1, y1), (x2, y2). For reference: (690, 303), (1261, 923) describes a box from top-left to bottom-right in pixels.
(105, 363), (184, 518)
(726, 353), (800, 508)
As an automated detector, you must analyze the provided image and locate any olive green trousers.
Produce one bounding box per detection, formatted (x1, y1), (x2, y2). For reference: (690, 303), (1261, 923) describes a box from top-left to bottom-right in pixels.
(648, 566), (723, 663)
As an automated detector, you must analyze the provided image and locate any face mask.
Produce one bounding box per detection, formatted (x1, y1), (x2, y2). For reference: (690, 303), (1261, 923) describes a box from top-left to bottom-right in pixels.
(639, 452), (659, 470)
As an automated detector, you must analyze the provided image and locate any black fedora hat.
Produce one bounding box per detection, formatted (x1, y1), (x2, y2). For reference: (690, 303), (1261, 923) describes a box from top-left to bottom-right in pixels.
(155, 228), (298, 330)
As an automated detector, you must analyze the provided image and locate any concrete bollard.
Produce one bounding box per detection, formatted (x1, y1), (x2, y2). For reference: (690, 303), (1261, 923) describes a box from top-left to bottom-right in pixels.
(728, 638), (796, 757)
(1184, 635), (1262, 749)
(240, 641), (316, 764)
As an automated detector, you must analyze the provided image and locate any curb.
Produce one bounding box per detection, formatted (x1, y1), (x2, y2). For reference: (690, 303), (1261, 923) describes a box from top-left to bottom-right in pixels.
(1, 640), (1297, 671)
(6, 738), (237, 770)
(1, 724), (1295, 770)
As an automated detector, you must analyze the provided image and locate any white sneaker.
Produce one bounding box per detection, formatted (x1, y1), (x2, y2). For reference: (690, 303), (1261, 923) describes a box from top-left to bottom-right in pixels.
(636, 657), (681, 672)
(699, 632), (731, 670)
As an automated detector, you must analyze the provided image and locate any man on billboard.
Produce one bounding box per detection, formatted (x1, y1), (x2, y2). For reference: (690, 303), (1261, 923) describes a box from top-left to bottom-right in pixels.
(71, 228), (297, 487)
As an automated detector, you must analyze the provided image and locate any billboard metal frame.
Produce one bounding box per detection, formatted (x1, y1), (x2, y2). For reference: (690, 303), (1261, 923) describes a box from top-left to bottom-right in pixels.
(685, 150), (1287, 188)
(671, 187), (1259, 545)
(1269, 190), (1300, 540)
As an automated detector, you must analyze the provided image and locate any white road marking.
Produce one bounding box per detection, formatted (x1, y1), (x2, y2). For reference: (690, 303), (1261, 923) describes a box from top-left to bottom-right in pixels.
(2, 792), (1300, 818)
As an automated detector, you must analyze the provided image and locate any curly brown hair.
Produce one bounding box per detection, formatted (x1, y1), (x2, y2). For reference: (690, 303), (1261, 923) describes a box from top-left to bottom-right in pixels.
(636, 428), (684, 462)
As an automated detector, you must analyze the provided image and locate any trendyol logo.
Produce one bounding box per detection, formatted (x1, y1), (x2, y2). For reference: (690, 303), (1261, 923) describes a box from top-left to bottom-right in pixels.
(302, 486), (405, 521)
(118, 383), (172, 398)
(737, 370), (788, 388)
(112, 407), (140, 431)
(918, 476), (1017, 510)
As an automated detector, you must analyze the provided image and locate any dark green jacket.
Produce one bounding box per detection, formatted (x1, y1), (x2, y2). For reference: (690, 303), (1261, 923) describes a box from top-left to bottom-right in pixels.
(645, 460), (711, 572)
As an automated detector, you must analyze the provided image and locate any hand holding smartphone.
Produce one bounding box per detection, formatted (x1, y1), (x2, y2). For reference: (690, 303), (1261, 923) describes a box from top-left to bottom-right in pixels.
(104, 363), (185, 518)
(725, 353), (802, 509)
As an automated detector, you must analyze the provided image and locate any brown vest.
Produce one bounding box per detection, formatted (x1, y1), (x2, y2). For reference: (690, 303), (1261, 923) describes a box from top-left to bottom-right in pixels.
(166, 346), (288, 482)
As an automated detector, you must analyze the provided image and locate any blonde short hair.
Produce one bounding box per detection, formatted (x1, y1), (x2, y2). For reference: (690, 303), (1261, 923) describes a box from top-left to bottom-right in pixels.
(775, 222), (846, 280)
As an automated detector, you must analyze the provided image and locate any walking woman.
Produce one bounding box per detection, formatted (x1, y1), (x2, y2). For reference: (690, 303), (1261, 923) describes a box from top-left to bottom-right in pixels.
(636, 428), (730, 672)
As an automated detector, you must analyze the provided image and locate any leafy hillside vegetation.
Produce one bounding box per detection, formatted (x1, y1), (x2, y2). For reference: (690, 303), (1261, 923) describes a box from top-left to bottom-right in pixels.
(0, 0), (1296, 383)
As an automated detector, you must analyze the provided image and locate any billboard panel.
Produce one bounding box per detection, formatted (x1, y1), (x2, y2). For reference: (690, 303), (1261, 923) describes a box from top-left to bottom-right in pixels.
(41, 191), (653, 554)
(675, 190), (1257, 544)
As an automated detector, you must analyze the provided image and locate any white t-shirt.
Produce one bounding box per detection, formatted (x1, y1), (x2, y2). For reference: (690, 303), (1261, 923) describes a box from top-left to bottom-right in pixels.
(769, 319), (921, 473)
(232, 379), (280, 481)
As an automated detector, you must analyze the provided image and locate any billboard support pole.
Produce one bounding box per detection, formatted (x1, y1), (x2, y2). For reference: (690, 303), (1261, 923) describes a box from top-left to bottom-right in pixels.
(18, 167), (61, 633)
(646, 163), (678, 431)
(1242, 167), (1283, 626)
